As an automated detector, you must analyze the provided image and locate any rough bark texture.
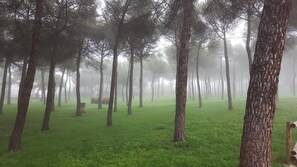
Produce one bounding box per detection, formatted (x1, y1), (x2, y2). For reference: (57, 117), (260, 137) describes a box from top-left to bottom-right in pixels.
(9, 0), (44, 151)
(0, 58), (9, 114)
(239, 0), (291, 166)
(173, 0), (193, 142)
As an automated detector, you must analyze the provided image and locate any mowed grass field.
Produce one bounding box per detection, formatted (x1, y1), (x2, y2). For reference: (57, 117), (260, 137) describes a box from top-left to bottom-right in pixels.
(1, 97), (297, 167)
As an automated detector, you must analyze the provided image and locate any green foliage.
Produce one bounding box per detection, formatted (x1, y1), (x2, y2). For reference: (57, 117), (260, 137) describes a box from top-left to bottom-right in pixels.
(0, 97), (295, 166)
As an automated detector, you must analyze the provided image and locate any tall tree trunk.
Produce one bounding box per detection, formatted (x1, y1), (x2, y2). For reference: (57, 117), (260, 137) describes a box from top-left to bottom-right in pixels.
(58, 68), (65, 107)
(18, 55), (28, 111)
(41, 43), (57, 130)
(151, 74), (155, 101)
(125, 61), (130, 103)
(64, 69), (68, 103)
(113, 71), (118, 112)
(196, 44), (202, 108)
(191, 71), (195, 100)
(40, 68), (46, 103)
(76, 42), (83, 117)
(246, 7), (253, 75)
(107, 0), (131, 127)
(128, 48), (134, 115)
(68, 74), (71, 101)
(240, 0), (291, 166)
(139, 56), (143, 107)
(174, 0), (193, 142)
(293, 58), (296, 96)
(220, 58), (224, 100)
(9, 0), (44, 151)
(0, 58), (9, 114)
(223, 34), (233, 110)
(7, 65), (11, 105)
(98, 56), (104, 109)
(233, 59), (236, 99)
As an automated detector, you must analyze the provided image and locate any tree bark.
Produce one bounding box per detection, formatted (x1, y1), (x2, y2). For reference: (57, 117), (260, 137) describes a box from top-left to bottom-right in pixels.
(9, 0), (44, 151)
(113, 71), (118, 112)
(18, 55), (28, 111)
(240, 0), (291, 166)
(246, 7), (253, 75)
(139, 56), (143, 107)
(41, 43), (57, 130)
(68, 73), (71, 101)
(174, 0), (193, 142)
(220, 58), (224, 100)
(223, 33), (233, 110)
(0, 58), (9, 114)
(58, 68), (65, 107)
(233, 59), (236, 99)
(7, 65), (11, 105)
(196, 43), (202, 108)
(75, 41), (83, 117)
(98, 55), (104, 109)
(40, 68), (46, 104)
(128, 48), (134, 115)
(64, 69), (68, 103)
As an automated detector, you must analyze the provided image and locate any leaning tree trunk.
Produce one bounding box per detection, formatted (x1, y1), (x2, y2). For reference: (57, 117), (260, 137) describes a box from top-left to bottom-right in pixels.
(173, 0), (193, 142)
(18, 55), (28, 110)
(139, 56), (143, 107)
(128, 48), (134, 115)
(0, 58), (9, 114)
(223, 33), (233, 110)
(9, 0), (44, 152)
(58, 68), (65, 107)
(7, 65), (11, 105)
(41, 45), (57, 131)
(76, 42), (83, 117)
(98, 56), (104, 109)
(239, 0), (291, 166)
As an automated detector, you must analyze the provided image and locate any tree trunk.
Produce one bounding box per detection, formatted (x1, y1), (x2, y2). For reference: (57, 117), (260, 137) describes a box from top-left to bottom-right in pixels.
(174, 0), (193, 142)
(246, 7), (253, 75)
(0, 58), (9, 114)
(220, 58), (224, 100)
(239, 0), (291, 166)
(7, 65), (11, 105)
(113, 71), (118, 112)
(42, 43), (57, 130)
(125, 61), (130, 103)
(196, 44), (202, 108)
(58, 68), (65, 107)
(18, 55), (28, 111)
(64, 69), (68, 103)
(76, 41), (83, 117)
(68, 73), (71, 101)
(107, 0), (131, 127)
(233, 59), (236, 99)
(40, 68), (46, 103)
(128, 48), (134, 115)
(223, 34), (233, 110)
(293, 58), (296, 96)
(9, 0), (44, 151)
(157, 77), (160, 98)
(139, 56), (143, 107)
(151, 74), (155, 101)
(98, 55), (104, 109)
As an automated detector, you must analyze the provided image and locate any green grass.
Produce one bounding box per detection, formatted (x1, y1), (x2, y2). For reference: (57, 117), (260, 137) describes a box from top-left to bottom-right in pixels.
(0, 97), (296, 167)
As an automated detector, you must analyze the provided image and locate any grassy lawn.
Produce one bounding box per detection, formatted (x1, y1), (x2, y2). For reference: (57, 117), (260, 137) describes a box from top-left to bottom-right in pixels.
(0, 97), (296, 167)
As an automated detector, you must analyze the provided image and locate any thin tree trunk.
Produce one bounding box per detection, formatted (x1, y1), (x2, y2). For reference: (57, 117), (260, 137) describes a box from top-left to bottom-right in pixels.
(125, 61), (130, 103)
(0, 58), (9, 114)
(107, 0), (131, 127)
(9, 0), (44, 151)
(233, 59), (236, 99)
(7, 64), (11, 105)
(128, 48), (134, 115)
(41, 43), (57, 130)
(139, 56), (143, 107)
(240, 0), (291, 165)
(98, 55), (104, 109)
(220, 58), (224, 100)
(58, 68), (65, 107)
(40, 68), (46, 103)
(174, 0), (193, 142)
(157, 77), (160, 98)
(151, 74), (155, 101)
(76, 42), (83, 117)
(68, 73), (71, 101)
(293, 58), (296, 96)
(196, 44), (202, 108)
(64, 69), (68, 103)
(223, 34), (233, 110)
(113, 71), (117, 112)
(246, 6), (253, 75)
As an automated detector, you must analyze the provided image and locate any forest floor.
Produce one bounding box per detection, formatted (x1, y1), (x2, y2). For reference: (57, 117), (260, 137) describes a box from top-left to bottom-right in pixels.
(0, 97), (296, 167)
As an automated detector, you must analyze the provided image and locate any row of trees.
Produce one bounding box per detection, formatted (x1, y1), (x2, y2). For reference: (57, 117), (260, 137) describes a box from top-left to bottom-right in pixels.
(0, 0), (296, 166)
